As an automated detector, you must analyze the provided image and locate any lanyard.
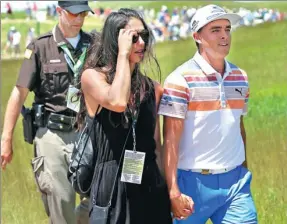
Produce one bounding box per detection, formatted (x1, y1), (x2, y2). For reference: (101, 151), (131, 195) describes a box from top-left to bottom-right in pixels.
(52, 26), (88, 85)
(60, 43), (88, 85)
(130, 91), (141, 152)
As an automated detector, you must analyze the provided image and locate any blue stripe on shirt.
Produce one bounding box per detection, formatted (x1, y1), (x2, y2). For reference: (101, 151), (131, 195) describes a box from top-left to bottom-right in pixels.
(223, 82), (248, 87)
(187, 82), (218, 88)
(161, 95), (188, 104)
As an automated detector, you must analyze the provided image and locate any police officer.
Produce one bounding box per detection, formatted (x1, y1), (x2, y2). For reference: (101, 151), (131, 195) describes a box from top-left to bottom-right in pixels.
(1, 1), (93, 223)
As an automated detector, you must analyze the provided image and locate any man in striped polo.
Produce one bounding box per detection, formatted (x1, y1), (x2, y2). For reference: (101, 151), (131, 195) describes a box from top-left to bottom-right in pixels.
(158, 4), (258, 224)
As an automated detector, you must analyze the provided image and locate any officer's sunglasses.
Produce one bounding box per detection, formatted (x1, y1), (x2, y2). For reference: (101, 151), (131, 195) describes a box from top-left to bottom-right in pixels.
(64, 10), (89, 19)
(132, 30), (150, 44)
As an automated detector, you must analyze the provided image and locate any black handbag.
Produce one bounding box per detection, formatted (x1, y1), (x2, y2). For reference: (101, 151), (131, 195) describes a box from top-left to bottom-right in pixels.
(67, 106), (100, 197)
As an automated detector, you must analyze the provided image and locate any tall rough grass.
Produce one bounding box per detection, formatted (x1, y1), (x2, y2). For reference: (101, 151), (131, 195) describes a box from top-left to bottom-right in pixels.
(1, 16), (286, 224)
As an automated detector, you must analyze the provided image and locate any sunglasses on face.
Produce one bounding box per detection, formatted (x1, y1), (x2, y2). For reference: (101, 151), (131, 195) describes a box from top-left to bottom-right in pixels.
(132, 30), (149, 44)
(64, 10), (89, 19)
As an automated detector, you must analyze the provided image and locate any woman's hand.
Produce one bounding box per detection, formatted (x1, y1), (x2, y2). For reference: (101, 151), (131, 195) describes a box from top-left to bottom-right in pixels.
(118, 29), (137, 57)
(171, 193), (195, 220)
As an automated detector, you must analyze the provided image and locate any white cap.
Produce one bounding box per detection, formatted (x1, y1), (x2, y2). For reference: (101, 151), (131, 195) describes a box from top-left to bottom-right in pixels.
(161, 5), (167, 12)
(190, 4), (242, 32)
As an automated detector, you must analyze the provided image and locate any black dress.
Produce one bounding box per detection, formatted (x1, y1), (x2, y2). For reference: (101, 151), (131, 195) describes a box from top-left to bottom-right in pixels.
(87, 82), (172, 224)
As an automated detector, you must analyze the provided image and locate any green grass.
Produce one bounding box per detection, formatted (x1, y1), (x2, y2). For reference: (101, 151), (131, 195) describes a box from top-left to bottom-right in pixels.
(1, 11), (27, 19)
(1, 17), (103, 56)
(2, 0), (287, 57)
(92, 1), (287, 12)
(1, 3), (287, 224)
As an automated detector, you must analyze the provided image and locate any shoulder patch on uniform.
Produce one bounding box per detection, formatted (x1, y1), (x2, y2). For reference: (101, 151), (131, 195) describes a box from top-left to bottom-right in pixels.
(24, 49), (33, 59)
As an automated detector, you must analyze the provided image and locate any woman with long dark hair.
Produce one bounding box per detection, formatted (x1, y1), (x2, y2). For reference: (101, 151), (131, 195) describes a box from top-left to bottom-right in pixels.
(79, 8), (172, 224)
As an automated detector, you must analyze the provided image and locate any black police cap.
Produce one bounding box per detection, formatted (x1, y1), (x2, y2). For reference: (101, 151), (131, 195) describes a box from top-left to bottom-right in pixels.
(58, 1), (94, 14)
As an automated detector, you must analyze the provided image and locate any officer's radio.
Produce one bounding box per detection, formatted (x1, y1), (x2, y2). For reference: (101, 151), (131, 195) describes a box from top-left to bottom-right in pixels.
(21, 106), (36, 144)
(34, 104), (45, 127)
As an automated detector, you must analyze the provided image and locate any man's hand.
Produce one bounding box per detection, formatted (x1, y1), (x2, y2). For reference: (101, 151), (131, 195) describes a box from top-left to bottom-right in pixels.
(1, 137), (13, 170)
(171, 193), (195, 220)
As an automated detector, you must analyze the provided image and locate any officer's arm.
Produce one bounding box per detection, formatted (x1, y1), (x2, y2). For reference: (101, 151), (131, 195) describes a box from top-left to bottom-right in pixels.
(2, 42), (38, 142)
(1, 87), (29, 141)
(163, 116), (184, 198)
(81, 54), (131, 114)
(240, 116), (248, 168)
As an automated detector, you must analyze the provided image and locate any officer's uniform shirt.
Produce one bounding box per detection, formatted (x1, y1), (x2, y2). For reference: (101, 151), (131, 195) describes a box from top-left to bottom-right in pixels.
(16, 25), (91, 116)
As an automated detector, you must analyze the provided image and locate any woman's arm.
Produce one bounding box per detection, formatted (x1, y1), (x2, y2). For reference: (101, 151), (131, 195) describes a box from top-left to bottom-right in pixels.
(81, 29), (137, 115)
(81, 55), (130, 114)
(153, 81), (164, 171)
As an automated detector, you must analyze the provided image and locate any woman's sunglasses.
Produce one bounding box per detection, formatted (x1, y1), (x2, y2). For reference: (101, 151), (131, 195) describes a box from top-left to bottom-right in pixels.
(64, 10), (89, 19)
(132, 30), (150, 44)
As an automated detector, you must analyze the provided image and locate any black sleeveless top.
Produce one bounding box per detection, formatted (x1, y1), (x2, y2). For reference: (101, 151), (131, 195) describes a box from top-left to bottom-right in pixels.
(87, 80), (172, 224)
(87, 80), (157, 168)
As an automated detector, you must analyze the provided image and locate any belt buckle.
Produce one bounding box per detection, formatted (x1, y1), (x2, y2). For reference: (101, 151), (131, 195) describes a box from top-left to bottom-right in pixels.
(201, 169), (211, 175)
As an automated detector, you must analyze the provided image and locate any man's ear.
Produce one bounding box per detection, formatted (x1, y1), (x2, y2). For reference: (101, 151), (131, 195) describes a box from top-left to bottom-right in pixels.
(56, 6), (62, 16)
(193, 32), (202, 44)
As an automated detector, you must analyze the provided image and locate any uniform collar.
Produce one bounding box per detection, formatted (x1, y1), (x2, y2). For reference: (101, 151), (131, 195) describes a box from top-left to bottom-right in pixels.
(193, 51), (231, 76)
(52, 24), (90, 49)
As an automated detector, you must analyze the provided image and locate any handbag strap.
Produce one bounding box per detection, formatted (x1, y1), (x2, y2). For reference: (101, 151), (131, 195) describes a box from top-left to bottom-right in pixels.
(106, 124), (132, 206)
(104, 91), (141, 206)
(74, 105), (100, 194)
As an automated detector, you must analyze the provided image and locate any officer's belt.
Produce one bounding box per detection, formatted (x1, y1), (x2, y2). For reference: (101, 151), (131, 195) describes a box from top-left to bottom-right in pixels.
(46, 113), (76, 132)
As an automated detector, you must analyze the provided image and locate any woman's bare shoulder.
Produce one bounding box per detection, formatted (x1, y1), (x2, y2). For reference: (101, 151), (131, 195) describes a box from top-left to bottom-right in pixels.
(81, 68), (106, 83)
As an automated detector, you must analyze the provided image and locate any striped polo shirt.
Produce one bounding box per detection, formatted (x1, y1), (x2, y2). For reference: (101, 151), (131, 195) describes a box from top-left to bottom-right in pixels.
(158, 52), (249, 170)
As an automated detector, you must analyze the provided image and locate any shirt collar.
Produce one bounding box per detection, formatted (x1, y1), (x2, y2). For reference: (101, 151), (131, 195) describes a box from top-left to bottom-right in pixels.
(193, 51), (232, 76)
(52, 24), (90, 50)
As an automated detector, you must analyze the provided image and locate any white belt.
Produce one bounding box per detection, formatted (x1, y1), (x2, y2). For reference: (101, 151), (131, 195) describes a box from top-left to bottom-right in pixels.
(185, 166), (238, 175)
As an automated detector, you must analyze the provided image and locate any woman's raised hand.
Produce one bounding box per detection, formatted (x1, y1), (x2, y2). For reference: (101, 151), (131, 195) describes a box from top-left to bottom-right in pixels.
(118, 29), (137, 57)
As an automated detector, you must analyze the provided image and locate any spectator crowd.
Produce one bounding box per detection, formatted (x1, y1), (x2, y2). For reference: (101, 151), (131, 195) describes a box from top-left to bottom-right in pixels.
(2, 3), (287, 58)
(92, 5), (287, 43)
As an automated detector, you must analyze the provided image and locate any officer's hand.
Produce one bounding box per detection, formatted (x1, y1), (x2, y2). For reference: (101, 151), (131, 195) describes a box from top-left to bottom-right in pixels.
(1, 137), (13, 170)
(171, 193), (194, 220)
(118, 28), (137, 57)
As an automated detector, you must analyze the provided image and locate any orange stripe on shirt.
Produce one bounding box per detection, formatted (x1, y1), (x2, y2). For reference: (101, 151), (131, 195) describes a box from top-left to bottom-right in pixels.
(182, 70), (204, 76)
(188, 100), (245, 111)
(227, 100), (245, 109)
(188, 101), (221, 111)
(230, 70), (242, 75)
(165, 83), (188, 92)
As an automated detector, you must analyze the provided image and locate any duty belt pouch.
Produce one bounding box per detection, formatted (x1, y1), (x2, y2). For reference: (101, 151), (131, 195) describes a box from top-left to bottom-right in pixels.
(22, 108), (36, 144)
(47, 113), (74, 132)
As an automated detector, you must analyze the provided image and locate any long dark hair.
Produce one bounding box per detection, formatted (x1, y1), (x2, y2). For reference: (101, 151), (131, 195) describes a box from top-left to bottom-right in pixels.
(77, 8), (161, 129)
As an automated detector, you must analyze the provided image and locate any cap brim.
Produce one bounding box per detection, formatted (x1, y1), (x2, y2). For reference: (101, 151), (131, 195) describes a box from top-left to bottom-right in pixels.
(193, 13), (242, 32)
(65, 5), (94, 14)
(211, 13), (242, 26)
